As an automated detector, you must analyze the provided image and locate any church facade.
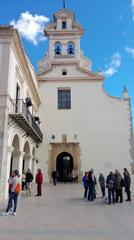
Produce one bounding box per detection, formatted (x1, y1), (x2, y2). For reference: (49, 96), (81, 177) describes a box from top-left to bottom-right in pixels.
(0, 8), (133, 199)
(37, 8), (133, 182)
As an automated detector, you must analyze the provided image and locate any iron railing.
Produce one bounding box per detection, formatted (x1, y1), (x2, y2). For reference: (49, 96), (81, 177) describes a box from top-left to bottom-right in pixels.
(9, 99), (43, 142)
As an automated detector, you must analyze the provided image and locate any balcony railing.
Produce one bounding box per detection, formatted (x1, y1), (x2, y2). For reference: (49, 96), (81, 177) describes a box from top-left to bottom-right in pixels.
(9, 99), (43, 143)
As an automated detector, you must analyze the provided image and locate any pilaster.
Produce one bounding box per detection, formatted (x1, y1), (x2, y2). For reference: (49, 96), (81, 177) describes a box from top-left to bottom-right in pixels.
(24, 154), (32, 171)
(12, 150), (25, 179)
(4, 146), (14, 199)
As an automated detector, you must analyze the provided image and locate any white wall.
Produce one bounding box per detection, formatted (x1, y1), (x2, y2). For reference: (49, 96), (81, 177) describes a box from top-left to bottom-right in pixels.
(0, 31), (40, 200)
(8, 47), (38, 112)
(38, 80), (132, 181)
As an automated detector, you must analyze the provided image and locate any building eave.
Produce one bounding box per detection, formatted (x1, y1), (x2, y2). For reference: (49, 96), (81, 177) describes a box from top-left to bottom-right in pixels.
(12, 29), (41, 109)
(37, 76), (104, 83)
(44, 29), (83, 37)
(0, 27), (41, 109)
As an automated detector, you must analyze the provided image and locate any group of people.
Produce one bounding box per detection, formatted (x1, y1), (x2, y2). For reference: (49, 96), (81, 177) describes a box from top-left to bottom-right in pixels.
(2, 166), (132, 216)
(22, 169), (43, 196)
(82, 169), (97, 201)
(82, 168), (131, 204)
(51, 170), (76, 185)
(2, 168), (43, 216)
(22, 169), (33, 194)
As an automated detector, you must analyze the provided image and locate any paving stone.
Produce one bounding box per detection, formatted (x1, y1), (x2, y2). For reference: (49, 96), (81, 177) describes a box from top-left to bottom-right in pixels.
(0, 183), (134, 240)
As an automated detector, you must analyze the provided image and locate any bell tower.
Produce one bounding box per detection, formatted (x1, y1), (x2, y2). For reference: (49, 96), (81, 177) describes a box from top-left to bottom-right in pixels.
(44, 8), (84, 63)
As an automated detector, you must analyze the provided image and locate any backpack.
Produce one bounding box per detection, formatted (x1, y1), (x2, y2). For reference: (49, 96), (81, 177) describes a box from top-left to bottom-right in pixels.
(15, 183), (21, 193)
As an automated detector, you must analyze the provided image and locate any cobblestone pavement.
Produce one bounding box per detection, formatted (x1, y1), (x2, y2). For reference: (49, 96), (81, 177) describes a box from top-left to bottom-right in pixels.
(0, 183), (134, 240)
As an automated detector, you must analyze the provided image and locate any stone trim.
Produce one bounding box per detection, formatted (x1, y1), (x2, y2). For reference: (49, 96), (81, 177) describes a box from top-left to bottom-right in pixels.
(49, 142), (82, 181)
(7, 146), (14, 153)
(12, 150), (25, 157)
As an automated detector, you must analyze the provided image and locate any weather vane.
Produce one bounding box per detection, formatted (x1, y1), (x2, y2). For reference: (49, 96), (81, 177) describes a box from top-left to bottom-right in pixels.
(62, 0), (66, 8)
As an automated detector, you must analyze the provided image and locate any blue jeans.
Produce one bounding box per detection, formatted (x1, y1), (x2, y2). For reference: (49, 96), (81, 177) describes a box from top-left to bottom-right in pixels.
(108, 188), (115, 204)
(88, 184), (95, 201)
(6, 192), (19, 213)
(101, 187), (105, 197)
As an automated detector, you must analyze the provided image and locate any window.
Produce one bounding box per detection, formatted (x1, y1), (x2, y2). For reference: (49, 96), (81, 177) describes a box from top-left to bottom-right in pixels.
(58, 89), (71, 109)
(67, 42), (75, 55)
(55, 42), (62, 56)
(15, 83), (20, 113)
(62, 21), (67, 29)
(62, 69), (67, 76)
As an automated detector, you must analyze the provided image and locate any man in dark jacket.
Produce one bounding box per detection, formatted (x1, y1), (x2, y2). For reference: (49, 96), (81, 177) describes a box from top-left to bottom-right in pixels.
(26, 169), (33, 195)
(82, 172), (89, 198)
(52, 170), (57, 186)
(98, 173), (105, 198)
(123, 168), (131, 201)
(106, 171), (115, 204)
(36, 169), (43, 196)
(87, 170), (96, 201)
(114, 170), (123, 203)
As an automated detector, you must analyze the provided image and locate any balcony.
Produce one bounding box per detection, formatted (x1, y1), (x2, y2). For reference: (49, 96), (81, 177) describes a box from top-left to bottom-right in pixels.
(9, 99), (43, 143)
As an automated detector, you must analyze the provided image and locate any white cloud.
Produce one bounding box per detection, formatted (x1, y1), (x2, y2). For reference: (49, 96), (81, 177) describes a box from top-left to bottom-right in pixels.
(10, 11), (49, 45)
(132, 0), (134, 21)
(103, 52), (121, 77)
(125, 47), (134, 59)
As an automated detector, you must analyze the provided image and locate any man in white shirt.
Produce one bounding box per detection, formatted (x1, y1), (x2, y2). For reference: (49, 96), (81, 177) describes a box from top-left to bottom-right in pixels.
(2, 170), (20, 216)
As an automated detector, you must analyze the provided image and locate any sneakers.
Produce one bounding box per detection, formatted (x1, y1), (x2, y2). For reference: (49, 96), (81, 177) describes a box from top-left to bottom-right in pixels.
(12, 212), (16, 216)
(1, 211), (16, 216)
(1, 212), (9, 216)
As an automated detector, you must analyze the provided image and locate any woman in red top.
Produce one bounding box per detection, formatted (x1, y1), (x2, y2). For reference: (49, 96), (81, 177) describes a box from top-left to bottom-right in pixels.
(36, 169), (43, 196)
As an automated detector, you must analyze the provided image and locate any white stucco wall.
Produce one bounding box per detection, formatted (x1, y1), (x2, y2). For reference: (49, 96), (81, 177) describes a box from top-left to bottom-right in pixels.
(37, 80), (132, 181)
(0, 29), (40, 199)
(8, 47), (37, 109)
(37, 8), (133, 181)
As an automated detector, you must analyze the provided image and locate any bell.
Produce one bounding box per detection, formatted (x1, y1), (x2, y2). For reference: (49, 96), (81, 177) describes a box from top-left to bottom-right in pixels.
(68, 46), (74, 55)
(55, 46), (61, 55)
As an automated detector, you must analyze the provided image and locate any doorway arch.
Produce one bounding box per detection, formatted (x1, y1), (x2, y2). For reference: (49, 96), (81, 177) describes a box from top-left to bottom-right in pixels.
(56, 152), (73, 182)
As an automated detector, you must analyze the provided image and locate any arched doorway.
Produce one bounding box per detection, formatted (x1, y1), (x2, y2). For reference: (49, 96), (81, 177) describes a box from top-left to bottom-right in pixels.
(56, 152), (73, 182)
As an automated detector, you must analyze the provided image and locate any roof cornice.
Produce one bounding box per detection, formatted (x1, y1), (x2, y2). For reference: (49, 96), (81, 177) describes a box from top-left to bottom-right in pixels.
(45, 29), (83, 37)
(0, 27), (41, 109)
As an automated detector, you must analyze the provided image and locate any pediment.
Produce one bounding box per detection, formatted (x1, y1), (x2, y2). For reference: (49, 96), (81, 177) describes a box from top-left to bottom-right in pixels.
(37, 64), (104, 82)
(54, 9), (75, 21)
(74, 66), (104, 80)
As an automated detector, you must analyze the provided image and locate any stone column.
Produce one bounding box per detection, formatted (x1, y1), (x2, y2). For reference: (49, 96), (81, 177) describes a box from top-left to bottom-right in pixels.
(0, 43), (11, 200)
(31, 157), (37, 182)
(24, 155), (32, 171)
(12, 151), (25, 179)
(4, 146), (14, 199)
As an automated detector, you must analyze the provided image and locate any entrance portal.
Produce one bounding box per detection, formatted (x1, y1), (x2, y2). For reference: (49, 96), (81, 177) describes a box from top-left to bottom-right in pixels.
(56, 152), (73, 182)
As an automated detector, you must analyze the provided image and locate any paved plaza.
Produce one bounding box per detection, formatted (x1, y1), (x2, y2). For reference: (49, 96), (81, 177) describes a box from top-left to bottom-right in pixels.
(0, 183), (134, 240)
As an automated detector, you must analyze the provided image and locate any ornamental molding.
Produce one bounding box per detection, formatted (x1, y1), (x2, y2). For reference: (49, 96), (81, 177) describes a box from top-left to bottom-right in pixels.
(15, 66), (24, 86)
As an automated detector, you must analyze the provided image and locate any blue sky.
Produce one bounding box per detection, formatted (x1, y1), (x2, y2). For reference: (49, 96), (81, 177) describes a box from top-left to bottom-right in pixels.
(0, 0), (134, 126)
